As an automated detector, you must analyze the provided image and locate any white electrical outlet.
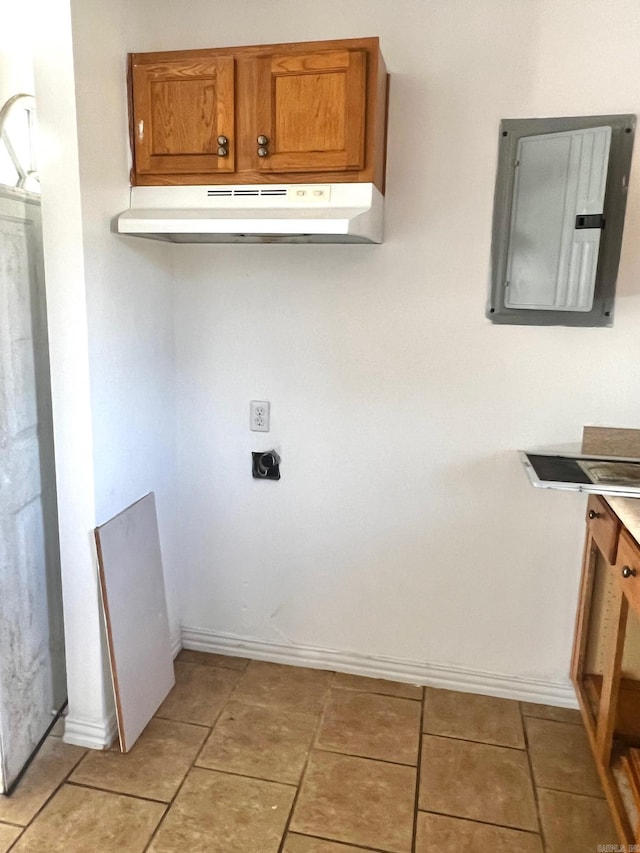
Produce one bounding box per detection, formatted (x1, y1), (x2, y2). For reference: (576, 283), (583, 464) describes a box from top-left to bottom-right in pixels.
(250, 400), (270, 432)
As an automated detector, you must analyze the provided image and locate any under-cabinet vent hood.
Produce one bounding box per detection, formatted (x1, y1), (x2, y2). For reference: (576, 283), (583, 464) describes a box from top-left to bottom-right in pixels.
(117, 183), (383, 243)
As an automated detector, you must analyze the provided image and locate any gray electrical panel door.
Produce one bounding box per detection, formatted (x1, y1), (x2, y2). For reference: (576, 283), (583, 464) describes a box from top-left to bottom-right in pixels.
(505, 126), (611, 311)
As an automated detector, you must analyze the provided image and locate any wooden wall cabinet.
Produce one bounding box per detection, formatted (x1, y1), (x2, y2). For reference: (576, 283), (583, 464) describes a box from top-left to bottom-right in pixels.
(128, 37), (388, 190)
(572, 494), (640, 844)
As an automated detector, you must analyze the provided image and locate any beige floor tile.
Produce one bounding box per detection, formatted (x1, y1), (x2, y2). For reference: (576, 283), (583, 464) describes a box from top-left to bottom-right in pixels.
(537, 788), (618, 853)
(332, 672), (423, 700)
(0, 823), (22, 853)
(176, 649), (249, 671)
(0, 738), (86, 826)
(525, 717), (603, 797)
(0, 662), (612, 853)
(423, 688), (524, 748)
(284, 834), (377, 852)
(415, 812), (543, 852)
(196, 700), (318, 784)
(233, 661), (332, 714)
(148, 767), (294, 853)
(316, 689), (420, 764)
(290, 750), (415, 852)
(155, 661), (240, 725)
(419, 735), (537, 831)
(70, 717), (207, 801)
(521, 701), (582, 725)
(10, 784), (164, 853)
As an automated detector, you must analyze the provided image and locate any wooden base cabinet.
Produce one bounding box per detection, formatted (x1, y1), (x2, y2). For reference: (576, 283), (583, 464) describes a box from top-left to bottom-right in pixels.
(128, 37), (388, 189)
(572, 494), (640, 843)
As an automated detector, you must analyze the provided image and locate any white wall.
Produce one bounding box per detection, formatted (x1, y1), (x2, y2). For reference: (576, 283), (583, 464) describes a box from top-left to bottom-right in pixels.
(166, 0), (640, 696)
(69, 0), (180, 643)
(26, 0), (182, 747)
(32, 0), (112, 747)
(32, 0), (640, 727)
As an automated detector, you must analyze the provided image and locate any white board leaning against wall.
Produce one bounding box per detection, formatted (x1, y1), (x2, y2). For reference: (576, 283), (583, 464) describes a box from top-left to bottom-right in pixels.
(95, 492), (174, 751)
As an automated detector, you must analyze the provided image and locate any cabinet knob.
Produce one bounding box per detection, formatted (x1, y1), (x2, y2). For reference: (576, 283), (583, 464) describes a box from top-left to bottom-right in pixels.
(217, 136), (228, 146)
(217, 146), (228, 157)
(588, 509), (601, 520)
(257, 135), (269, 145)
(622, 565), (637, 579)
(257, 147), (268, 157)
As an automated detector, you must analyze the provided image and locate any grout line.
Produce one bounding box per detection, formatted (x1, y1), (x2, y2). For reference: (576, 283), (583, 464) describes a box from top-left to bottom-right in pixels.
(141, 752), (204, 852)
(410, 687), (426, 852)
(534, 783), (607, 801)
(142, 701), (231, 851)
(5, 827), (25, 853)
(139, 803), (169, 853)
(420, 730), (527, 752)
(416, 807), (543, 837)
(226, 663), (249, 700)
(200, 696), (327, 716)
(4, 739), (89, 835)
(140, 798), (176, 851)
(64, 780), (172, 806)
(520, 701), (546, 847)
(190, 686), (246, 769)
(331, 685), (423, 702)
(190, 765), (298, 788)
(285, 831), (393, 852)
(142, 665), (236, 853)
(521, 712), (582, 727)
(152, 715), (212, 729)
(154, 657), (247, 747)
(311, 746), (419, 769)
(144, 658), (295, 853)
(276, 685), (333, 853)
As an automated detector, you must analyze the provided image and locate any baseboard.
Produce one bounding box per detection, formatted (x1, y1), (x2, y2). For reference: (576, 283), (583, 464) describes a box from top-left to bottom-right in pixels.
(180, 625), (578, 708)
(63, 712), (118, 750)
(170, 628), (182, 659)
(63, 631), (180, 751)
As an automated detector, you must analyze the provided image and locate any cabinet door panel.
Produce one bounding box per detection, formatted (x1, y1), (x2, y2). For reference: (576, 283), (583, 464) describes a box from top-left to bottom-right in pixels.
(587, 494), (620, 564)
(255, 48), (367, 174)
(132, 56), (235, 176)
(616, 531), (640, 615)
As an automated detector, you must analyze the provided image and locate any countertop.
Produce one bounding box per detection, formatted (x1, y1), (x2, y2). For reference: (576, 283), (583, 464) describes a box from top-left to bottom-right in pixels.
(606, 497), (640, 547)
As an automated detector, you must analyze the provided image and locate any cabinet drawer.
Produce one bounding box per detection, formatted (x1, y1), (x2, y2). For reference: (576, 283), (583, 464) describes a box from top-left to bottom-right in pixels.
(586, 494), (619, 564)
(615, 529), (640, 615)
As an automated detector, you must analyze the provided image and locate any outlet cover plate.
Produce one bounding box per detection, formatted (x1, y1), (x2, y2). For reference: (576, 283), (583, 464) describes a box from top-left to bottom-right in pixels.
(250, 400), (270, 432)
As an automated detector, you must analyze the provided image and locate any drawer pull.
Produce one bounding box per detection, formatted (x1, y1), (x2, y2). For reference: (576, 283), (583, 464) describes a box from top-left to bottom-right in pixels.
(588, 509), (602, 520)
(622, 565), (637, 579)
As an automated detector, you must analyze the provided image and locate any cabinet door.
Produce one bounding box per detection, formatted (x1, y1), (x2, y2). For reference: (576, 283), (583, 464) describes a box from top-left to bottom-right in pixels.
(131, 55), (235, 177)
(254, 48), (367, 174)
(571, 502), (640, 844)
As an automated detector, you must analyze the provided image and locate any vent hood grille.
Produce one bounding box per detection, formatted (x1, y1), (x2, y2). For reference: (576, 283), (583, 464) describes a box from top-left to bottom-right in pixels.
(117, 183), (383, 244)
(206, 187), (288, 198)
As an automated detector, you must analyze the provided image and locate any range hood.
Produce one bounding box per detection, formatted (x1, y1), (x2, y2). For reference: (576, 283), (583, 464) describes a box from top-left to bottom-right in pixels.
(117, 183), (383, 244)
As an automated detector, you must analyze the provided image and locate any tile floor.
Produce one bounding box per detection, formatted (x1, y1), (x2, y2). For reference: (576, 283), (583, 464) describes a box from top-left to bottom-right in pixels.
(0, 652), (619, 852)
